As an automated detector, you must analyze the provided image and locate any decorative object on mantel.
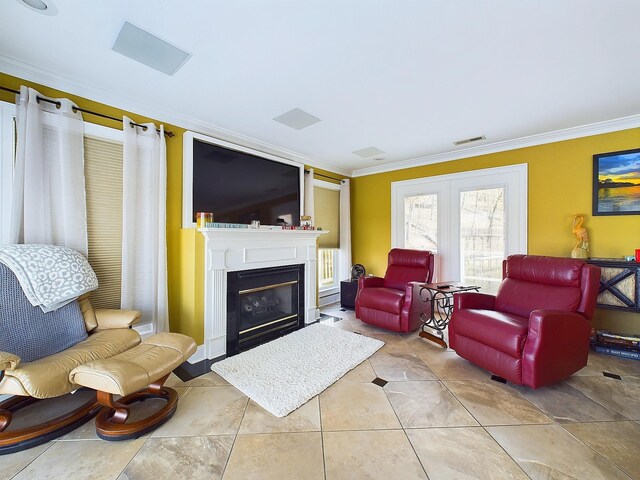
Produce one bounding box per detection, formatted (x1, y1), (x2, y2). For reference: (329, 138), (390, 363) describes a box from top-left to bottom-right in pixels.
(196, 212), (214, 228)
(204, 222), (248, 229)
(211, 324), (384, 417)
(592, 147), (640, 216)
(570, 214), (590, 259)
(281, 225), (319, 230)
(300, 215), (312, 228)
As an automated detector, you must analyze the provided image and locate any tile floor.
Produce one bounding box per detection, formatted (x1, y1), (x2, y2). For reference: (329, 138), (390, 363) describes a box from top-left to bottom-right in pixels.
(3, 305), (640, 480)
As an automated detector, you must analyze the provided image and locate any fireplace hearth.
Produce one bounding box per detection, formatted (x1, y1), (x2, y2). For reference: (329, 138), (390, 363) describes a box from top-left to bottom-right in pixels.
(227, 264), (305, 355)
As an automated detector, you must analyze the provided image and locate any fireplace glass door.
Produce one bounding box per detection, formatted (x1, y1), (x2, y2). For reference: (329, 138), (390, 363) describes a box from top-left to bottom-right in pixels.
(227, 264), (305, 354)
(238, 281), (298, 335)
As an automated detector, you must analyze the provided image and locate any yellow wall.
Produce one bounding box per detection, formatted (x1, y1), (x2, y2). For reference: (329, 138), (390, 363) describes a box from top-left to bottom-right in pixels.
(0, 72), (203, 339)
(0, 72), (348, 343)
(3, 72), (639, 336)
(0, 73), (199, 337)
(352, 129), (640, 333)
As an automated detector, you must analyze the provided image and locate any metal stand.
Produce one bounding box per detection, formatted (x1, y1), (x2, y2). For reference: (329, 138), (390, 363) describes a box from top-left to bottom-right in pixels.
(418, 282), (480, 348)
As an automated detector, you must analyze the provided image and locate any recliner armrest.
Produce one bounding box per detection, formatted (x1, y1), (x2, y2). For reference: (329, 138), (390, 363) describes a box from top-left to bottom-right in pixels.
(453, 292), (496, 311)
(526, 310), (590, 341)
(404, 281), (423, 304)
(94, 309), (142, 331)
(0, 351), (20, 371)
(358, 276), (384, 289)
(522, 309), (591, 387)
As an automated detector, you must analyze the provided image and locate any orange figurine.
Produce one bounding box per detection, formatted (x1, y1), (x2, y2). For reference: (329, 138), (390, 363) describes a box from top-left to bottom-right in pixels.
(571, 214), (589, 259)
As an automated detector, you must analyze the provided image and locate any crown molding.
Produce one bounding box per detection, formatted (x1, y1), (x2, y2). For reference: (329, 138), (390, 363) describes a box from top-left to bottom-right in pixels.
(351, 114), (640, 177)
(4, 54), (639, 180)
(0, 55), (352, 176)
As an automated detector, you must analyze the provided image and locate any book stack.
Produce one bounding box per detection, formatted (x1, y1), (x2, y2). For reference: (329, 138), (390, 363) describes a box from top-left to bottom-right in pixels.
(591, 330), (640, 361)
(205, 222), (248, 229)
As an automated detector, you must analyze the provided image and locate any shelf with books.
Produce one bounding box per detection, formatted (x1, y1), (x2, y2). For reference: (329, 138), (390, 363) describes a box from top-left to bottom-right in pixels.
(593, 345), (640, 361)
(591, 330), (640, 361)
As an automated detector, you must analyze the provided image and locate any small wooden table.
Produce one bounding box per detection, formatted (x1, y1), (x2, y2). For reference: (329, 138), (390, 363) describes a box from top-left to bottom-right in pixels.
(418, 282), (480, 348)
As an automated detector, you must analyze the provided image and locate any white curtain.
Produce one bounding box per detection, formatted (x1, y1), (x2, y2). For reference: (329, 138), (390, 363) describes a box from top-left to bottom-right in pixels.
(121, 117), (168, 332)
(304, 168), (315, 221)
(339, 179), (352, 281)
(10, 86), (88, 255)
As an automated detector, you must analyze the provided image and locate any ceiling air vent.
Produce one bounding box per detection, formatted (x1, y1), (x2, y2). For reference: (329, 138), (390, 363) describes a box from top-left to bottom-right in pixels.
(112, 21), (192, 75)
(453, 135), (486, 146)
(273, 108), (322, 130)
(352, 146), (385, 158)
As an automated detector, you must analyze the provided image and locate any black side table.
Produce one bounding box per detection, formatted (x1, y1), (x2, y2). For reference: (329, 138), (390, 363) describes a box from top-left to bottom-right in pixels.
(340, 280), (359, 309)
(418, 282), (480, 348)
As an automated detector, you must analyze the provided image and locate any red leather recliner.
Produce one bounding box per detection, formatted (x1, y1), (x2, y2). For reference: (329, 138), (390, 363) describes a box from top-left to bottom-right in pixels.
(355, 248), (434, 333)
(449, 254), (601, 388)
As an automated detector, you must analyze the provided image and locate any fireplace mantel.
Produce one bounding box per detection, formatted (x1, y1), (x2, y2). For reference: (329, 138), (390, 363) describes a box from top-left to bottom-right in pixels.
(193, 227), (327, 362)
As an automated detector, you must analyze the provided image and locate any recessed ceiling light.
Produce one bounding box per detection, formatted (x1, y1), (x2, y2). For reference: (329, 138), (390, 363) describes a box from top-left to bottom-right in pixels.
(112, 21), (192, 75)
(453, 135), (486, 146)
(352, 146), (385, 158)
(16, 0), (58, 15)
(273, 108), (322, 130)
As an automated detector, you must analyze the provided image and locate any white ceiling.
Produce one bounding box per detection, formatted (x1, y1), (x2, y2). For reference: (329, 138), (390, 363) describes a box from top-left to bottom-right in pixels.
(1, 0), (640, 176)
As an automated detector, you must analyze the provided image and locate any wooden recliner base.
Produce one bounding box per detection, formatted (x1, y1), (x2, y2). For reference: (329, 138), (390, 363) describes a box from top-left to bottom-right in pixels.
(0, 393), (100, 455)
(95, 374), (179, 441)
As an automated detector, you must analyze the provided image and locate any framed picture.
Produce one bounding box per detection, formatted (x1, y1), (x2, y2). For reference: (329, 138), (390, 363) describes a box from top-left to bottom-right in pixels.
(593, 147), (640, 216)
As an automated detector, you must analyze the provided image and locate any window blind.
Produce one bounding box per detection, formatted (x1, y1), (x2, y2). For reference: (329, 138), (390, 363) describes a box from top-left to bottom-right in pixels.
(84, 136), (123, 310)
(314, 186), (340, 248)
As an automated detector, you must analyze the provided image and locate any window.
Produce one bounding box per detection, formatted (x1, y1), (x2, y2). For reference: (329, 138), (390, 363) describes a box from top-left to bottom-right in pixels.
(318, 248), (338, 289)
(459, 187), (505, 293)
(0, 101), (16, 244)
(314, 180), (341, 303)
(404, 193), (438, 253)
(83, 131), (124, 310)
(0, 111), (153, 331)
(393, 164), (527, 295)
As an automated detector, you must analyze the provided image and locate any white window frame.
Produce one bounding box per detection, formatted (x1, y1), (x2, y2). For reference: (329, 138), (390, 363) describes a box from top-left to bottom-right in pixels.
(391, 164), (528, 283)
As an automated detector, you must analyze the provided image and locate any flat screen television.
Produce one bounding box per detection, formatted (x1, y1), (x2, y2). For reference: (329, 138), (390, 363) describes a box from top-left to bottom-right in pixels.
(183, 132), (303, 228)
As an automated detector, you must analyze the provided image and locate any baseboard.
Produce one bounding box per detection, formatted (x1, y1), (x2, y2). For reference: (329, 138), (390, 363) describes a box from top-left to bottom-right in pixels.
(174, 354), (226, 382)
(187, 344), (207, 364)
(319, 292), (340, 307)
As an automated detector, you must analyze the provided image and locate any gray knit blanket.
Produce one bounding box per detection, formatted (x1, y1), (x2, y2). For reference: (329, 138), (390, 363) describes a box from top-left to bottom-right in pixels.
(0, 244), (98, 312)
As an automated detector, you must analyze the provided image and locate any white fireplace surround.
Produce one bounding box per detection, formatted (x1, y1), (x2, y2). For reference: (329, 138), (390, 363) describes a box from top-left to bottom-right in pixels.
(190, 227), (327, 363)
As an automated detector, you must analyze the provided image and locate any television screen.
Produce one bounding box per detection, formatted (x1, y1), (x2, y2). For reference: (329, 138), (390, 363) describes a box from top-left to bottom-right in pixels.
(192, 139), (301, 226)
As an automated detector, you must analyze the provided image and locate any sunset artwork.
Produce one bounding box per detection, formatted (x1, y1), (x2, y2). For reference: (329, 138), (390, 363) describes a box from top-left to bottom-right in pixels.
(593, 148), (640, 215)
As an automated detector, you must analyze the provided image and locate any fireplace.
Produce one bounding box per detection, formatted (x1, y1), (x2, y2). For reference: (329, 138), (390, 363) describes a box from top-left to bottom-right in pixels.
(194, 227), (325, 363)
(227, 264), (305, 355)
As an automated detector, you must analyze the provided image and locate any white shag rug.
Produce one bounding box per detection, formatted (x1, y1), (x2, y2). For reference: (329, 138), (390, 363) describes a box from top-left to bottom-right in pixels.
(211, 323), (384, 417)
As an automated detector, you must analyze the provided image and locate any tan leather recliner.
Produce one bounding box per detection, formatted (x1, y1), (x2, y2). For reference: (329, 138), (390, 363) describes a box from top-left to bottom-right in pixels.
(1, 291), (196, 454)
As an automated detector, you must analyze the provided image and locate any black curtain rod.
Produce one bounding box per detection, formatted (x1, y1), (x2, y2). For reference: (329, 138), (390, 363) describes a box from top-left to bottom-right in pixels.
(304, 169), (345, 182)
(0, 86), (174, 138)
